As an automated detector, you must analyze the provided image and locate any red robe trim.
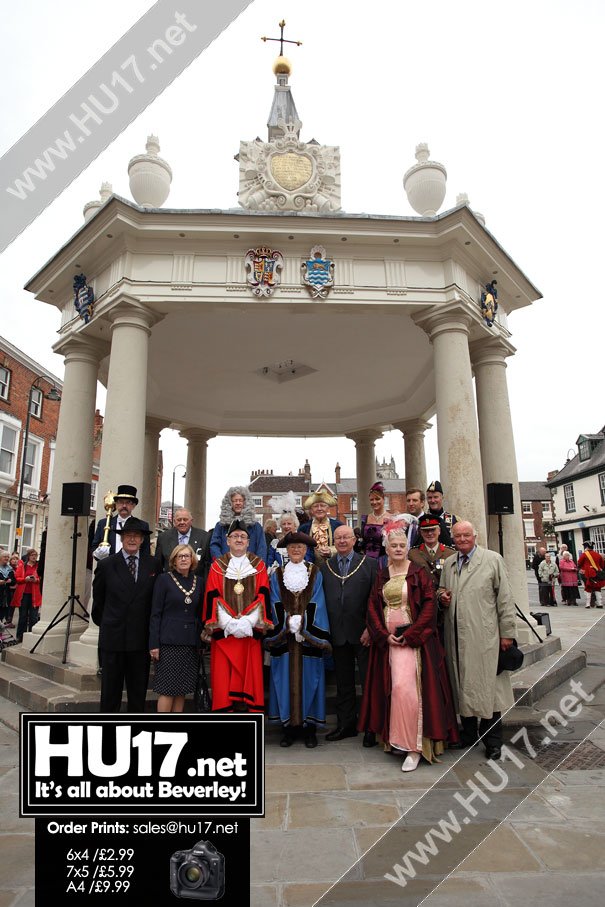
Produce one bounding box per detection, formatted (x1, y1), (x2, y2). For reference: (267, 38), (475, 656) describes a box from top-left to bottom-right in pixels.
(358, 563), (459, 744)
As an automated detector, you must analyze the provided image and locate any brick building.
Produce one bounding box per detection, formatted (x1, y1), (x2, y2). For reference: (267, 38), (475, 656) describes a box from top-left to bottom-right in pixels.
(335, 459), (407, 526)
(0, 336), (63, 554)
(248, 460), (315, 524)
(519, 481), (556, 564)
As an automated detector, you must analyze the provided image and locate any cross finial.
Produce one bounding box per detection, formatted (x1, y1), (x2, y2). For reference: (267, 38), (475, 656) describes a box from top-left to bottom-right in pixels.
(261, 19), (302, 56)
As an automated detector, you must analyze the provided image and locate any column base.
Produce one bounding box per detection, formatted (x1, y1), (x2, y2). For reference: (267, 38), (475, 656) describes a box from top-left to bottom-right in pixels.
(22, 618), (89, 657)
(68, 625), (101, 669)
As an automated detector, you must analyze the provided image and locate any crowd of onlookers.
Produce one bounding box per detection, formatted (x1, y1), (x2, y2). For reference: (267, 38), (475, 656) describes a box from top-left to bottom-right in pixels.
(531, 542), (604, 608)
(0, 547), (42, 641)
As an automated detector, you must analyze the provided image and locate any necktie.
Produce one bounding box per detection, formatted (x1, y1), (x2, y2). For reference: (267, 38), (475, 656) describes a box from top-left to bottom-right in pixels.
(339, 557), (349, 577)
(127, 555), (137, 579)
(458, 554), (469, 574)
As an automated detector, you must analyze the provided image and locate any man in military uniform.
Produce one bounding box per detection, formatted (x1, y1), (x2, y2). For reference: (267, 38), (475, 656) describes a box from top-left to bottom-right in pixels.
(426, 480), (459, 547)
(408, 514), (455, 643)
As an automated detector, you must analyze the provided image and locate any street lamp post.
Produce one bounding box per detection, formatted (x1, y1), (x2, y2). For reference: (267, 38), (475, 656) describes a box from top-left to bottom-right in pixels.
(171, 464), (187, 526)
(14, 375), (61, 554)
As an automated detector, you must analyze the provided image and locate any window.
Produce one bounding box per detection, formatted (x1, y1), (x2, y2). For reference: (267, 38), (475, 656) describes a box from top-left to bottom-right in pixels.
(522, 501), (532, 514)
(22, 512), (36, 550)
(252, 496), (262, 508)
(523, 519), (535, 537)
(600, 473), (605, 507)
(295, 496), (302, 507)
(0, 507), (13, 548)
(0, 423), (18, 476)
(29, 387), (43, 418)
(579, 439), (591, 461)
(541, 501), (552, 514)
(564, 483), (575, 513)
(527, 544), (536, 561)
(590, 526), (605, 555)
(0, 366), (9, 400)
(22, 435), (43, 490)
(350, 495), (358, 512)
(383, 495), (390, 509)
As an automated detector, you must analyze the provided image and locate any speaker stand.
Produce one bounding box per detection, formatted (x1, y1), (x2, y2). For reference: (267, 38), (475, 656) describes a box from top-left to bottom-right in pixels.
(30, 515), (89, 664)
(497, 513), (504, 558)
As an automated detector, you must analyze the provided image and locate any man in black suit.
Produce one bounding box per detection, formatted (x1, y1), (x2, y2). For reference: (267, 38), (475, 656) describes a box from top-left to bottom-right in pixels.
(91, 484), (151, 561)
(92, 517), (160, 712)
(156, 508), (210, 582)
(320, 525), (377, 742)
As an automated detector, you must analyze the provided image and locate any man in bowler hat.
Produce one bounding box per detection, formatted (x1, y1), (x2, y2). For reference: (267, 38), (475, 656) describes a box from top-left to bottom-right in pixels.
(91, 484), (151, 560)
(92, 517), (160, 711)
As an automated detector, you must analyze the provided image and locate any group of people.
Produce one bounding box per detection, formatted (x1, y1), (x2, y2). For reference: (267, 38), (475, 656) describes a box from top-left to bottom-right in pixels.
(532, 542), (604, 608)
(0, 547), (42, 641)
(89, 479), (518, 769)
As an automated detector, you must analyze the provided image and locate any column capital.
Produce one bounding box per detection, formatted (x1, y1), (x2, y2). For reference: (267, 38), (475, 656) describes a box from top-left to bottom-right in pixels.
(412, 302), (475, 341)
(180, 427), (217, 444)
(54, 334), (109, 363)
(345, 428), (383, 446)
(109, 295), (163, 334)
(393, 418), (433, 436)
(469, 337), (516, 368)
(145, 415), (170, 435)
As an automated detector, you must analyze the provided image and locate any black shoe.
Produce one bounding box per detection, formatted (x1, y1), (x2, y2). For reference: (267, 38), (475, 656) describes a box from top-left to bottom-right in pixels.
(362, 731), (377, 748)
(485, 746), (501, 760)
(326, 726), (358, 742)
(280, 729), (295, 748)
(304, 727), (318, 749)
(460, 734), (479, 748)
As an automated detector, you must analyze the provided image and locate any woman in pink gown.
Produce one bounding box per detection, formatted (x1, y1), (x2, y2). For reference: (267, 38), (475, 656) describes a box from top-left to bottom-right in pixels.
(359, 524), (459, 771)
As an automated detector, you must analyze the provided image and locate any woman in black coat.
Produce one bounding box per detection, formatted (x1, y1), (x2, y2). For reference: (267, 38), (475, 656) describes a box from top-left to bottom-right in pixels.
(149, 544), (203, 712)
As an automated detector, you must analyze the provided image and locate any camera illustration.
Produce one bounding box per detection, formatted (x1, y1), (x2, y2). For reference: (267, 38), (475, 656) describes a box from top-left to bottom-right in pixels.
(170, 840), (225, 900)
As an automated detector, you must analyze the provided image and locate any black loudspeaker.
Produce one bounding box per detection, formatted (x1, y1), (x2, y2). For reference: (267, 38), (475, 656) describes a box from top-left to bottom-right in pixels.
(486, 482), (514, 515)
(61, 482), (91, 517)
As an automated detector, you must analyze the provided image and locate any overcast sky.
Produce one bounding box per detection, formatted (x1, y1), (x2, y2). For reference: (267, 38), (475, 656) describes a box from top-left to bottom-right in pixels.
(1, 0), (602, 524)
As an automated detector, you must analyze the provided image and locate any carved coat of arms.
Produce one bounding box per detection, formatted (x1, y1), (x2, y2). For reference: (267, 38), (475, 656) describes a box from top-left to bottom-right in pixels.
(301, 245), (334, 299)
(73, 273), (95, 323)
(480, 280), (498, 327)
(245, 247), (284, 297)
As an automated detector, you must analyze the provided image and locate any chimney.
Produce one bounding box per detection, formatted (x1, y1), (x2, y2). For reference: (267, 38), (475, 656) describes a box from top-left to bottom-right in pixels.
(335, 462), (341, 484)
(304, 459), (311, 482)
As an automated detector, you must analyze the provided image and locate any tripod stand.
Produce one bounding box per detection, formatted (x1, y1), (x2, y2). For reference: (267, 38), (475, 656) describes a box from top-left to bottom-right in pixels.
(31, 514), (89, 663)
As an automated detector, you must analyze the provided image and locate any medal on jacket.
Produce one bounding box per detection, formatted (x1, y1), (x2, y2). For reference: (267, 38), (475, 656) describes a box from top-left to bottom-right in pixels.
(234, 581), (244, 595)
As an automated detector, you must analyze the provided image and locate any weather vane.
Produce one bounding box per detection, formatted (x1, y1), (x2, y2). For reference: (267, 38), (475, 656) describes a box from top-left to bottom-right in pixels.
(261, 19), (302, 56)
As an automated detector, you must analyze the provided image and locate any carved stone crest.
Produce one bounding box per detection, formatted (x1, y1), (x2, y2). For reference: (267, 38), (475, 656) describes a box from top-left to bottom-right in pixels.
(301, 245), (334, 299)
(245, 247), (284, 297)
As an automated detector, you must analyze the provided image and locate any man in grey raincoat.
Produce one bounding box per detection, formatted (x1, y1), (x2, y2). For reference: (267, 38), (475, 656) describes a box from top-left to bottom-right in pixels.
(438, 520), (517, 760)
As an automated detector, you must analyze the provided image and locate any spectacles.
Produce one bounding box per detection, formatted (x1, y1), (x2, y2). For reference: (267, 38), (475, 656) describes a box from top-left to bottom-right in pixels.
(176, 554), (191, 559)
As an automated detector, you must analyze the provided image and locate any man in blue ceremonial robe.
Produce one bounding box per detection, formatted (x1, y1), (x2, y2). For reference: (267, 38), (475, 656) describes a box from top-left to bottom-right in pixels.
(266, 532), (332, 749)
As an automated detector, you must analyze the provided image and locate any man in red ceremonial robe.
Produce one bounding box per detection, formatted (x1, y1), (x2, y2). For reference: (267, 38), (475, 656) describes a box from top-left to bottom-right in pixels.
(202, 520), (272, 711)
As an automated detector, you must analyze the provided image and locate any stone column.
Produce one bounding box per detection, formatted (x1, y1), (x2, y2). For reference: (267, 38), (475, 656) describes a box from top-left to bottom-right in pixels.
(142, 417), (169, 531)
(25, 337), (103, 654)
(346, 429), (382, 524)
(393, 418), (432, 490)
(70, 300), (160, 668)
(180, 429), (216, 529)
(472, 341), (535, 632)
(416, 308), (487, 542)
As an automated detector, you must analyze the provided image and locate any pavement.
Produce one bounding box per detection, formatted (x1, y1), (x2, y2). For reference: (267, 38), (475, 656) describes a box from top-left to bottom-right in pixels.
(1, 574), (604, 907)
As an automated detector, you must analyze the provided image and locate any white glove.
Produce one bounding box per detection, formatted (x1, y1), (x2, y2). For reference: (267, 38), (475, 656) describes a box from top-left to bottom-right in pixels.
(223, 618), (240, 638)
(93, 545), (111, 561)
(288, 615), (303, 634)
(238, 616), (254, 637)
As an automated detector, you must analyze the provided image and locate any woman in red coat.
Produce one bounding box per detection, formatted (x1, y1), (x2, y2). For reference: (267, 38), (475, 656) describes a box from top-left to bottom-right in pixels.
(13, 549), (42, 641)
(358, 524), (459, 771)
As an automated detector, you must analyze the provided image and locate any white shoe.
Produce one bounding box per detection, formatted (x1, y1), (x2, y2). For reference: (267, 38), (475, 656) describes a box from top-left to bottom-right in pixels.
(401, 752), (421, 772)
(585, 604), (592, 609)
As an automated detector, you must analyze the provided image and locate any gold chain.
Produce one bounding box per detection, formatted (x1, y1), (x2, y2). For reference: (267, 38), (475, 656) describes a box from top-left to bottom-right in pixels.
(170, 572), (197, 604)
(325, 555), (368, 584)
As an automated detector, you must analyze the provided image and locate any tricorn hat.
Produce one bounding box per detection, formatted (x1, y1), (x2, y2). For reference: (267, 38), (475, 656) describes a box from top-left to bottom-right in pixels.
(226, 519), (249, 537)
(114, 484), (139, 504)
(304, 491), (337, 509)
(115, 516), (151, 535)
(426, 480), (443, 494)
(277, 531), (317, 549)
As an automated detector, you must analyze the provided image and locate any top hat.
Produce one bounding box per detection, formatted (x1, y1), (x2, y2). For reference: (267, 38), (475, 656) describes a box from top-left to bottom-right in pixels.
(114, 484), (139, 504)
(115, 517), (151, 535)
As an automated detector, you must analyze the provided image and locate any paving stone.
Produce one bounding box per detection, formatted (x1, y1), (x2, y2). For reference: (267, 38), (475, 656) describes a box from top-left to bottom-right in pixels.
(250, 884), (279, 907)
(252, 793), (287, 829)
(539, 784), (605, 820)
(288, 792), (401, 828)
(0, 836), (35, 888)
(12, 892), (35, 907)
(422, 875), (500, 906)
(265, 742), (364, 764)
(507, 790), (567, 823)
(514, 824), (605, 870)
(251, 828), (358, 883)
(283, 882), (333, 906)
(290, 878), (452, 907)
(345, 759), (461, 791)
(266, 764), (347, 793)
(551, 768), (605, 786)
(458, 824), (541, 871)
(496, 872), (605, 907)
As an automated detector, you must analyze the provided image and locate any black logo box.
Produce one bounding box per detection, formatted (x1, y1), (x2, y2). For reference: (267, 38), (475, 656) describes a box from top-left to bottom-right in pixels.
(21, 713), (264, 817)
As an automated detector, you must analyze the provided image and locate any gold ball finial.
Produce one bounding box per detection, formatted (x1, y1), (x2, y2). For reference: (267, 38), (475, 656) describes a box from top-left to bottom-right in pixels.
(273, 55), (291, 75)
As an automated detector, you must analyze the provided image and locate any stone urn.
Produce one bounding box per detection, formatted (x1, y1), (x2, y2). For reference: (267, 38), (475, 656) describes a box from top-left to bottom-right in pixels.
(128, 135), (172, 208)
(83, 182), (113, 221)
(404, 143), (447, 216)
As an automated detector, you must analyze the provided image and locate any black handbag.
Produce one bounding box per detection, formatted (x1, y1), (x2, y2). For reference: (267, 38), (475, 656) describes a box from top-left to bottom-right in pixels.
(195, 649), (212, 712)
(497, 639), (524, 674)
